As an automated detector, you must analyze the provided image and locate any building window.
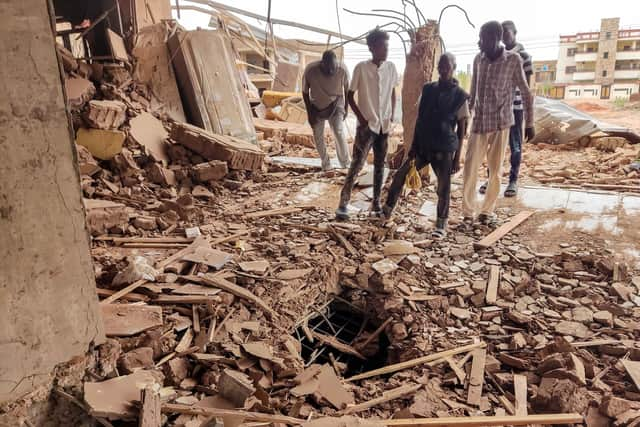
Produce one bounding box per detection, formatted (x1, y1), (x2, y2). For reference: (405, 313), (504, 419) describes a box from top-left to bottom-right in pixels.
(606, 31), (612, 39)
(602, 70), (607, 77)
(567, 48), (577, 57)
(603, 52), (609, 59)
(566, 66), (577, 74)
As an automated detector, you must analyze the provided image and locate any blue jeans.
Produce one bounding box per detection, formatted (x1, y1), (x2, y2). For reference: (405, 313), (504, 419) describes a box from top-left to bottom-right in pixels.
(508, 109), (523, 183)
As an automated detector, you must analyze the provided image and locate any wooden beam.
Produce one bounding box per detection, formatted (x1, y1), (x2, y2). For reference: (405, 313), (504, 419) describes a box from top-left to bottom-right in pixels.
(485, 266), (500, 305)
(622, 360), (640, 392)
(347, 342), (485, 382)
(139, 386), (161, 427)
(245, 206), (303, 219)
(513, 374), (528, 417)
(467, 347), (486, 406)
(161, 403), (303, 425)
(312, 331), (365, 360)
(100, 279), (147, 305)
(342, 384), (422, 415)
(446, 357), (467, 384)
(381, 413), (583, 426)
(186, 275), (277, 318)
(358, 318), (393, 350)
(473, 211), (534, 250)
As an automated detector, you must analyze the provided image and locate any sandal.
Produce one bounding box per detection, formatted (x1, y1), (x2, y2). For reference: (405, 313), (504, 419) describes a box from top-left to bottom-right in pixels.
(504, 181), (518, 198)
(432, 228), (446, 239)
(479, 182), (488, 195)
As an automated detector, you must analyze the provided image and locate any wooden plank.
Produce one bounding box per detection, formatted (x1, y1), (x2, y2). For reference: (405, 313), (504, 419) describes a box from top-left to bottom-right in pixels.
(358, 318), (393, 350)
(210, 230), (249, 246)
(485, 266), (500, 305)
(446, 357), (467, 384)
(186, 274), (277, 318)
(342, 384), (422, 415)
(161, 403), (303, 425)
(473, 211), (534, 249)
(101, 304), (163, 337)
(100, 279), (148, 305)
(467, 347), (487, 406)
(570, 353), (586, 385)
(514, 374), (528, 417)
(312, 331), (366, 360)
(94, 236), (194, 244)
(622, 360), (640, 392)
(153, 295), (221, 304)
(96, 288), (148, 302)
(245, 206), (302, 219)
(139, 386), (161, 427)
(347, 342), (485, 382)
(327, 225), (358, 257)
(382, 413), (583, 426)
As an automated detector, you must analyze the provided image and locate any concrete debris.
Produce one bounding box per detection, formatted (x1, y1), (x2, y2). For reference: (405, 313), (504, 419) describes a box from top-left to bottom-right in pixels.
(83, 370), (163, 419)
(84, 100), (127, 130)
(45, 10), (640, 427)
(172, 122), (264, 171)
(65, 77), (96, 110)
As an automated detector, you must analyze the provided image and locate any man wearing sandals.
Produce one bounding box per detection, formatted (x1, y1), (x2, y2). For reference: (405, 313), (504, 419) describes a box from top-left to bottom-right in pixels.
(462, 21), (535, 226)
(478, 21), (533, 198)
(382, 53), (469, 239)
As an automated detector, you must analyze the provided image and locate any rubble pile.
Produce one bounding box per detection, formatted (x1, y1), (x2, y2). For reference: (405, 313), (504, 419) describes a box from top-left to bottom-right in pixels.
(52, 19), (640, 427)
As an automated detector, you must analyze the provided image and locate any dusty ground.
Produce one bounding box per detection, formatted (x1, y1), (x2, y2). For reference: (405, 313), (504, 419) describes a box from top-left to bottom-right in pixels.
(566, 99), (640, 134)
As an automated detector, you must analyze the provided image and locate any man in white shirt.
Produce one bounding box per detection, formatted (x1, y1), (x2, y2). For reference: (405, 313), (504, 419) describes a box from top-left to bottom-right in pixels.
(336, 28), (399, 220)
(302, 50), (351, 170)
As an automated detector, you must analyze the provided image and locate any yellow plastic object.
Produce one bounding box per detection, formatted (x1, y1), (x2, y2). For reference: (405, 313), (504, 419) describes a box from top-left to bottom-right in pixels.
(76, 128), (125, 160)
(405, 160), (422, 191)
(261, 90), (301, 108)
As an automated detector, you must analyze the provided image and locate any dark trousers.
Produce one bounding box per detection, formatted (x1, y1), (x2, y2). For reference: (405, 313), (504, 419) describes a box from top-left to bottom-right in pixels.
(339, 125), (388, 208)
(508, 109), (524, 183)
(386, 151), (454, 220)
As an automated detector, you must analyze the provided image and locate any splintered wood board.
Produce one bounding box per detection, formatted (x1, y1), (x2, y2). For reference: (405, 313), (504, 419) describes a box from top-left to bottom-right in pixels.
(474, 211), (534, 249)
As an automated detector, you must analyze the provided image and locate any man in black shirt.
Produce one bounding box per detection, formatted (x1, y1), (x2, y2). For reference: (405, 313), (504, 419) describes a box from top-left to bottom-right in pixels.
(382, 53), (469, 238)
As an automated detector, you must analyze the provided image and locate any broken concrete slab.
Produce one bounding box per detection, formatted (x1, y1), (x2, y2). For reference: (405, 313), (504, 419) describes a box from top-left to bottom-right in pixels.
(276, 268), (313, 280)
(219, 369), (256, 407)
(65, 77), (95, 110)
(147, 163), (177, 187)
(85, 100), (127, 130)
(238, 260), (270, 275)
(132, 23), (186, 122)
(168, 29), (256, 142)
(129, 112), (169, 164)
(118, 347), (155, 374)
(182, 247), (233, 270)
(192, 160), (228, 182)
(316, 364), (354, 410)
(101, 304), (163, 337)
(75, 144), (101, 176)
(76, 128), (125, 160)
(172, 122), (264, 171)
(83, 199), (129, 235)
(84, 370), (162, 419)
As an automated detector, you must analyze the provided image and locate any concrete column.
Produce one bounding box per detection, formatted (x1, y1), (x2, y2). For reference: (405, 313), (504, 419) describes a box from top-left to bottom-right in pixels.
(0, 0), (104, 403)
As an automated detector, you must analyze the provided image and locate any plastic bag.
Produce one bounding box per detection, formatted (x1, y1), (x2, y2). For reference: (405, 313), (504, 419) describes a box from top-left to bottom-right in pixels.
(405, 160), (422, 191)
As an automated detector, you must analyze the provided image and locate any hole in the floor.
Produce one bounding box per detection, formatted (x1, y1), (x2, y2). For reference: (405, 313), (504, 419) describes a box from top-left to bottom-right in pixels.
(293, 296), (389, 377)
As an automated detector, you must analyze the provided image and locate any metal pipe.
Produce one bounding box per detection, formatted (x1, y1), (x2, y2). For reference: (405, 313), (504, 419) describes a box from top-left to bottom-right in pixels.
(181, 0), (366, 44)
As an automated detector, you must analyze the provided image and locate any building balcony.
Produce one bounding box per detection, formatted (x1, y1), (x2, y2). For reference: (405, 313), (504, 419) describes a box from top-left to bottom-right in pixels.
(614, 69), (640, 79)
(575, 52), (598, 62)
(616, 50), (640, 60)
(573, 71), (596, 81)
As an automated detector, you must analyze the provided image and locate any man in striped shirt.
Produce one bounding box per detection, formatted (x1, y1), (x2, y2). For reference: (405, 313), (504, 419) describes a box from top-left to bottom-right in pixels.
(462, 21), (535, 225)
(479, 20), (533, 197)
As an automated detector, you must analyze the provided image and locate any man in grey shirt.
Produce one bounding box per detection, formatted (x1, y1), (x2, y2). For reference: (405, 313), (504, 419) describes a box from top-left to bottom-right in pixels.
(302, 50), (350, 170)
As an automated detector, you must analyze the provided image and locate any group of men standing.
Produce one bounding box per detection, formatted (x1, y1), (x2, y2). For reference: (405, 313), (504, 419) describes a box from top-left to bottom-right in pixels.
(301, 20), (534, 238)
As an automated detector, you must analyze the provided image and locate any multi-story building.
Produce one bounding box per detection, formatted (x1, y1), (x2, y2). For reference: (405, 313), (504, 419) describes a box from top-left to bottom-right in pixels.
(532, 60), (559, 97)
(553, 18), (640, 100)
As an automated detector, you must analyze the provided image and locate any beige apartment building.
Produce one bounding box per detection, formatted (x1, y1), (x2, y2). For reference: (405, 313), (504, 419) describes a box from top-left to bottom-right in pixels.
(548, 18), (640, 100)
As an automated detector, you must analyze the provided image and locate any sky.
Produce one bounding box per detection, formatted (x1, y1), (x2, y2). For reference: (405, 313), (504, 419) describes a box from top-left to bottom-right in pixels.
(173, 0), (640, 74)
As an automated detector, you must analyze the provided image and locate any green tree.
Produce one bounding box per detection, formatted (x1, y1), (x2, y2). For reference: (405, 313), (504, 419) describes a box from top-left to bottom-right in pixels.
(456, 71), (471, 92)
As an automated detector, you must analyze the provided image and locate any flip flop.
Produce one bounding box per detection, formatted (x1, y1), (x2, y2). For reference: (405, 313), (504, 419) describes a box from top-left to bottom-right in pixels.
(504, 182), (518, 197)
(431, 228), (446, 239)
(479, 182), (488, 195)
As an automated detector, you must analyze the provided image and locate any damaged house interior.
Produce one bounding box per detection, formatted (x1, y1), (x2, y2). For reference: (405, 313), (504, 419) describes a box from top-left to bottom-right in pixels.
(1, 0), (640, 426)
